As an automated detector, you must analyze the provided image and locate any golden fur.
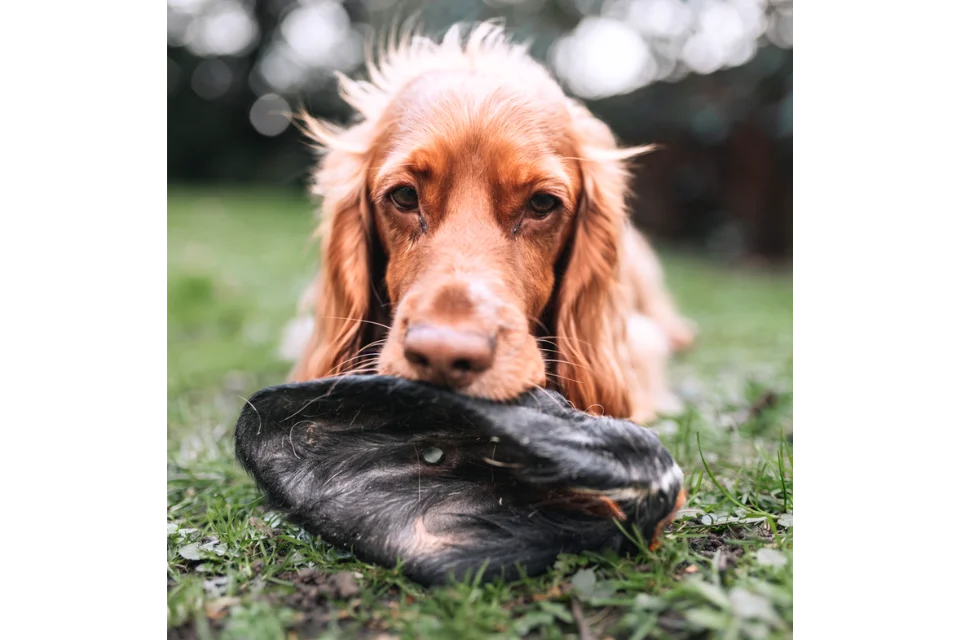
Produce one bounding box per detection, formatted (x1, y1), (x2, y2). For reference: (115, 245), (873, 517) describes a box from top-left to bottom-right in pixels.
(288, 21), (694, 422)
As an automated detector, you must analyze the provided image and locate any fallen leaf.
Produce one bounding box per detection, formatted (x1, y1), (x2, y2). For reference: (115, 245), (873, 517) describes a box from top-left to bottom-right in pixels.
(571, 568), (597, 599)
(199, 536), (227, 557)
(755, 548), (788, 567)
(179, 543), (202, 561)
(591, 580), (619, 601)
(730, 587), (779, 624)
(205, 596), (239, 620)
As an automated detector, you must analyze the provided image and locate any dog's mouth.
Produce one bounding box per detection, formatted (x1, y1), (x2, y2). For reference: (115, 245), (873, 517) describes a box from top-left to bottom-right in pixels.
(377, 324), (546, 402)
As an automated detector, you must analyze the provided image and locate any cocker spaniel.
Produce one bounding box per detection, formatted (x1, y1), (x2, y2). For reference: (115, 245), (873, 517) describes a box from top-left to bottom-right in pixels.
(285, 21), (695, 423)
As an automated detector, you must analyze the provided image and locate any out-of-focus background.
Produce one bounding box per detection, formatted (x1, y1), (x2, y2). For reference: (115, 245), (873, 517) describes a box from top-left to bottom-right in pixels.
(168, 0), (792, 261)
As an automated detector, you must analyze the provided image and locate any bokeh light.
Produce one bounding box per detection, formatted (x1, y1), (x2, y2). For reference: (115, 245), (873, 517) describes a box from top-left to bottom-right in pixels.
(182, 0), (259, 57)
(168, 0), (792, 106)
(191, 58), (234, 100)
(249, 93), (292, 136)
(168, 0), (792, 259)
(552, 17), (657, 99)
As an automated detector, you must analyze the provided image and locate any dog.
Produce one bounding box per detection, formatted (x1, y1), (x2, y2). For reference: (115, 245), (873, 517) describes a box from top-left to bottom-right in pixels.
(284, 21), (695, 423)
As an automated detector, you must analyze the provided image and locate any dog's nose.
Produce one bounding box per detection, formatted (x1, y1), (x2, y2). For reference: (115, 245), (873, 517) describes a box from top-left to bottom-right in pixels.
(403, 324), (495, 388)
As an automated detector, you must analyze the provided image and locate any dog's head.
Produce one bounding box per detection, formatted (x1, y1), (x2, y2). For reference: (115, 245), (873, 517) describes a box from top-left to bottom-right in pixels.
(295, 23), (653, 413)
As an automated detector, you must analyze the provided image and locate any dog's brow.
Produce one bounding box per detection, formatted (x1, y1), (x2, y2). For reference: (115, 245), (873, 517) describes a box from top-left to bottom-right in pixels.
(512, 169), (574, 203)
(373, 164), (426, 200)
(524, 174), (571, 193)
(508, 155), (571, 188)
(375, 148), (433, 181)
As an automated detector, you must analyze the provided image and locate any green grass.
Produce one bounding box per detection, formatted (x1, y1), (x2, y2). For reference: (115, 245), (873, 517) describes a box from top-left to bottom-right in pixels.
(168, 188), (793, 639)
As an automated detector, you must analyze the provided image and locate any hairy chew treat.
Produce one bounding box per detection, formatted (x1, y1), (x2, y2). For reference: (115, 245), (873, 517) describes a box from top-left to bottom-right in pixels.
(235, 375), (685, 585)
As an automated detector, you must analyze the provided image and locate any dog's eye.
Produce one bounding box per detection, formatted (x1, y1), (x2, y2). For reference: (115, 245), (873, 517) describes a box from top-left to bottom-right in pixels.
(389, 186), (419, 211)
(528, 193), (560, 218)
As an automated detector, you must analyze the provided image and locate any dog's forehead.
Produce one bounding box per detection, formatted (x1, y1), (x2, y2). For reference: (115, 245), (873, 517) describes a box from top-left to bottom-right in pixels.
(394, 68), (568, 111)
(384, 70), (573, 149)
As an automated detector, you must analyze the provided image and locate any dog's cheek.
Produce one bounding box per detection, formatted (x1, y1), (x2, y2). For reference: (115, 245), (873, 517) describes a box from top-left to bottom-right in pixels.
(518, 334), (547, 388)
(499, 303), (547, 393)
(528, 347), (547, 387)
(376, 331), (408, 377)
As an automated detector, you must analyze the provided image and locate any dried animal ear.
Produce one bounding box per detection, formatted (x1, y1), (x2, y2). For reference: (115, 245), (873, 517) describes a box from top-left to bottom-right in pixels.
(235, 376), (685, 585)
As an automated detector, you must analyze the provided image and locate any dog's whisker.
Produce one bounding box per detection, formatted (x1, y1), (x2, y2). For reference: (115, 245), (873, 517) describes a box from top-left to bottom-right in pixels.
(526, 314), (550, 333)
(542, 356), (593, 369)
(536, 335), (600, 348)
(528, 382), (572, 413)
(545, 372), (583, 386)
(320, 355), (381, 379)
(334, 354), (381, 371)
(355, 339), (388, 354)
(316, 316), (393, 332)
(536, 346), (565, 356)
(541, 358), (594, 374)
(335, 363), (380, 378)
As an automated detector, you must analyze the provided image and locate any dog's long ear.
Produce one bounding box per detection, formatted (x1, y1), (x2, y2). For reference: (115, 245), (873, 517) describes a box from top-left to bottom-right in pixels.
(291, 115), (378, 381)
(551, 103), (654, 419)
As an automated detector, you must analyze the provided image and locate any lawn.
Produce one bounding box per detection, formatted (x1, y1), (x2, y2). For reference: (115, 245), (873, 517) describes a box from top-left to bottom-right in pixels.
(167, 188), (793, 639)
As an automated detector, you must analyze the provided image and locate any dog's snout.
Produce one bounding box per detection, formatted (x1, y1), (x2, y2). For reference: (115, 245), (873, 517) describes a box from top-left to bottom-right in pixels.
(403, 324), (496, 388)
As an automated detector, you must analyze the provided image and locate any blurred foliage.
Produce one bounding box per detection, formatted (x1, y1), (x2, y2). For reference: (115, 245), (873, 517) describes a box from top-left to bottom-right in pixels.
(168, 0), (792, 259)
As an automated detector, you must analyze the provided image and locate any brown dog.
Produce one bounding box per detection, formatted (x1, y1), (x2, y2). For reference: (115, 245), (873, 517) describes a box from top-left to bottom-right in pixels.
(286, 21), (695, 422)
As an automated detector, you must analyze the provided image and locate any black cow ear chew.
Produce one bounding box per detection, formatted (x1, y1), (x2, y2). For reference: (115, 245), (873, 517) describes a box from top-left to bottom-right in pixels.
(234, 375), (685, 586)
